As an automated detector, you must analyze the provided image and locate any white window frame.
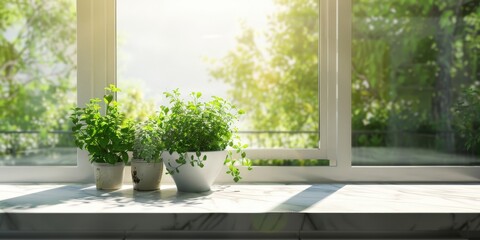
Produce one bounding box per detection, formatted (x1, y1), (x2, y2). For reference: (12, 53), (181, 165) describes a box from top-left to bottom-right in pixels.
(217, 0), (479, 183)
(1, 0), (479, 183)
(0, 0), (115, 182)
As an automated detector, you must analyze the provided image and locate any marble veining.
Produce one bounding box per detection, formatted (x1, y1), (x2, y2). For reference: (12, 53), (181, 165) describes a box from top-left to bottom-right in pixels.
(1, 184), (480, 234)
(1, 184), (480, 213)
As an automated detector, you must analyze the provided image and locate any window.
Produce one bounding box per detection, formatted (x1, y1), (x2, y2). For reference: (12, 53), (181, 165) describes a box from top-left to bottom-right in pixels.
(0, 0), (77, 166)
(0, 0), (113, 182)
(239, 0), (480, 182)
(117, 0), (328, 166)
(352, 0), (480, 166)
(1, 0), (478, 183)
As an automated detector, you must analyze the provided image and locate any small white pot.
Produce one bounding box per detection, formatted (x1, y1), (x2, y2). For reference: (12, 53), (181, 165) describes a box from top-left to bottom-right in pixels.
(131, 159), (164, 191)
(93, 162), (125, 190)
(162, 151), (226, 193)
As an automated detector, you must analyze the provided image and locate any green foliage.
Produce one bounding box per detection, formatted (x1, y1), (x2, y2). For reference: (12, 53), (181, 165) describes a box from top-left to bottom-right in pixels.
(208, 0), (319, 148)
(70, 85), (133, 164)
(133, 117), (164, 163)
(351, 0), (479, 153)
(251, 159), (329, 166)
(210, 0), (480, 159)
(0, 0), (77, 156)
(119, 86), (156, 122)
(161, 89), (252, 182)
(454, 87), (480, 152)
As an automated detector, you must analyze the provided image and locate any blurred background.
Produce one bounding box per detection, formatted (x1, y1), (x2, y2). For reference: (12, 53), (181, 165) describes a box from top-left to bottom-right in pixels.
(1, 0), (479, 167)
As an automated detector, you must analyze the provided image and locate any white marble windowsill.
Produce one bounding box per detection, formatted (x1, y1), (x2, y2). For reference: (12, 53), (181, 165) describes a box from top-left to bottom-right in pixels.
(1, 184), (479, 213)
(1, 183), (480, 238)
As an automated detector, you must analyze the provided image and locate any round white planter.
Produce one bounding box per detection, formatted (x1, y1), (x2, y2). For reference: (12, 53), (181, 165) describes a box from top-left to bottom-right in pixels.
(162, 151), (226, 193)
(131, 159), (164, 191)
(93, 162), (125, 190)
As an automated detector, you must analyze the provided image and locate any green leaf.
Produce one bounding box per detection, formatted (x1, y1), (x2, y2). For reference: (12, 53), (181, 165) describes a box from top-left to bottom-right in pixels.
(157, 89), (250, 180)
(104, 94), (113, 103)
(121, 151), (129, 163)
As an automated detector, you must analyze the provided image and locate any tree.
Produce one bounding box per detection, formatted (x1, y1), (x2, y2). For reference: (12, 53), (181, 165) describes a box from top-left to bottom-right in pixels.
(352, 0), (479, 152)
(0, 0), (77, 156)
(208, 0), (319, 148)
(210, 0), (480, 158)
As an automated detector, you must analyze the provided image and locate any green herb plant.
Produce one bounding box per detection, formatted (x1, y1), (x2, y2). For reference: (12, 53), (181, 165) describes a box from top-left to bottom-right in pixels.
(70, 85), (133, 164)
(133, 116), (164, 163)
(161, 89), (252, 182)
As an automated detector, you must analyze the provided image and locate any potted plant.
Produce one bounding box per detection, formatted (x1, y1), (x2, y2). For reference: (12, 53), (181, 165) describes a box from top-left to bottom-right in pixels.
(70, 85), (133, 190)
(161, 89), (252, 193)
(131, 116), (164, 191)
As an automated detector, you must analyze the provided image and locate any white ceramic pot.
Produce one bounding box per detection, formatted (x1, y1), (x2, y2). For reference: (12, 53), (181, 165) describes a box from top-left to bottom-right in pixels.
(162, 151), (226, 193)
(93, 162), (125, 190)
(131, 159), (164, 191)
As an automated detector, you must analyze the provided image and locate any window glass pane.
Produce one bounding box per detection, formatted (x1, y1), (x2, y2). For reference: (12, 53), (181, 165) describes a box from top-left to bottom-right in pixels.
(352, 0), (480, 165)
(0, 0), (77, 166)
(117, 0), (320, 151)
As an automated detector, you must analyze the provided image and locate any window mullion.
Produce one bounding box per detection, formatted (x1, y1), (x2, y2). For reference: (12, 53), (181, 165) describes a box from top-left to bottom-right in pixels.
(77, 0), (116, 107)
(77, 0), (116, 174)
(319, 0), (328, 163)
(322, 0), (338, 165)
(336, 0), (352, 168)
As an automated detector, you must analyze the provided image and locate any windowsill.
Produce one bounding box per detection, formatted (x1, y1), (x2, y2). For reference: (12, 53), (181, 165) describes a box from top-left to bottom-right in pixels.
(1, 183), (479, 238)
